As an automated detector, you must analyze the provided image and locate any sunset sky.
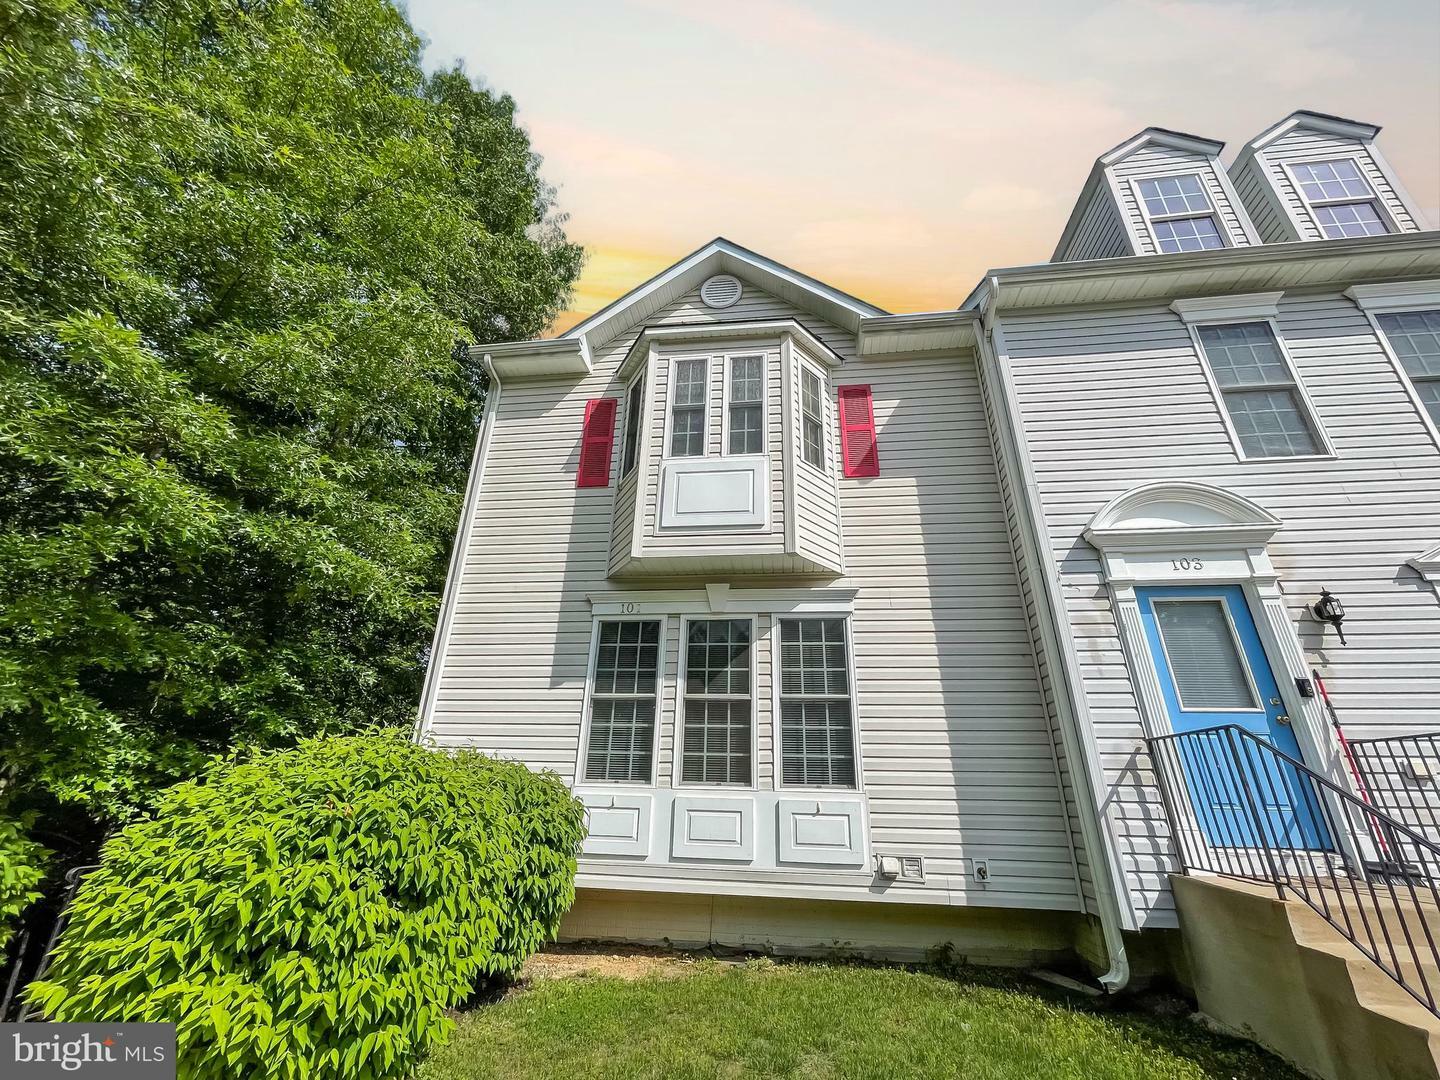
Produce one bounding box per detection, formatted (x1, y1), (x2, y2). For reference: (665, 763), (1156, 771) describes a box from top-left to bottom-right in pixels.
(405, 0), (1440, 334)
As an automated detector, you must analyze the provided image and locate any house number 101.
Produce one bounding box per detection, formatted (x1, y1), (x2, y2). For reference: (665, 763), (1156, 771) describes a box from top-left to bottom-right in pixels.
(1170, 558), (1204, 571)
(620, 602), (638, 613)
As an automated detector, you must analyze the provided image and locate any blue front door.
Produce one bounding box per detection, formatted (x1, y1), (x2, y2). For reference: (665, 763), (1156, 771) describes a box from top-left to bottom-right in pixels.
(1137, 584), (1329, 850)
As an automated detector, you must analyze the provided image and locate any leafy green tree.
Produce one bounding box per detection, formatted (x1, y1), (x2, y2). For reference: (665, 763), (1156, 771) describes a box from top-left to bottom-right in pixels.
(0, 0), (581, 865)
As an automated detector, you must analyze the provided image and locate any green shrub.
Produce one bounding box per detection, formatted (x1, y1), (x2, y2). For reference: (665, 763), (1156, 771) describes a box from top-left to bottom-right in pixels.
(0, 812), (48, 942)
(27, 733), (585, 1079)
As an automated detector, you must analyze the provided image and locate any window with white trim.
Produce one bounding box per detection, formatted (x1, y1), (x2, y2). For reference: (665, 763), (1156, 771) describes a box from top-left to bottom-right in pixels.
(669, 358), (707, 457)
(1195, 322), (1323, 458)
(800, 366), (825, 468)
(726, 354), (764, 455)
(1376, 309), (1440, 429)
(1137, 175), (1224, 253)
(778, 618), (856, 788)
(583, 620), (662, 783)
(680, 619), (752, 785)
(619, 373), (644, 479)
(1291, 160), (1389, 238)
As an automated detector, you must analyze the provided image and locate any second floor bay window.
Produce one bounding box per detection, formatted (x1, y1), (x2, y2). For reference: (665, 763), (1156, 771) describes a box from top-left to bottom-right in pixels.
(800, 366), (825, 468)
(1195, 322), (1325, 459)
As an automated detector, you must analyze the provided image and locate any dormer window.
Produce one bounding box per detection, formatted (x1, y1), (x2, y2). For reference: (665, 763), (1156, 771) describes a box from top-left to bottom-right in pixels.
(668, 357), (708, 456)
(1137, 175), (1224, 253)
(1290, 160), (1389, 238)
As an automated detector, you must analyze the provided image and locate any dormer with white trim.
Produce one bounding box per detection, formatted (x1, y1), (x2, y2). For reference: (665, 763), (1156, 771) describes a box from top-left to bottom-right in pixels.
(1053, 127), (1261, 262)
(1229, 110), (1429, 244)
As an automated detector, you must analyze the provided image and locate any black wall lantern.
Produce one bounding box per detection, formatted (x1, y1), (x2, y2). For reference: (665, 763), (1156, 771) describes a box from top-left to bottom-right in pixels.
(1312, 587), (1347, 646)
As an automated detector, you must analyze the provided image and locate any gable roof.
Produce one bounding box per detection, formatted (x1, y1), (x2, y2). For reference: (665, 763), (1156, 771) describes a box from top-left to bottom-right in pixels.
(1230, 110), (1384, 177)
(1052, 126), (1226, 262)
(562, 237), (886, 350)
(474, 238), (887, 379)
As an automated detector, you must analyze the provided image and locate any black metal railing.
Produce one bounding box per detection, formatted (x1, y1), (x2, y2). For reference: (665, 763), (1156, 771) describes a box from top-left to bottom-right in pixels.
(1348, 732), (1440, 865)
(1148, 725), (1440, 1016)
(0, 864), (94, 1022)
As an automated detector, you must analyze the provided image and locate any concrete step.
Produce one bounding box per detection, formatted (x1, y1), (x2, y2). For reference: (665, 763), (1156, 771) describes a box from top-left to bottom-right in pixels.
(1173, 873), (1440, 1080)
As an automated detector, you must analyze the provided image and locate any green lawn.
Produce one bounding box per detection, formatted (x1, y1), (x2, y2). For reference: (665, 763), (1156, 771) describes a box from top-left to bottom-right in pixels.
(416, 959), (1299, 1080)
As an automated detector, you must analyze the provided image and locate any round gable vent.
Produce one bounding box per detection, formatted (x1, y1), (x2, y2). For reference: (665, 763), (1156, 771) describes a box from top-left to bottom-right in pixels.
(700, 274), (743, 309)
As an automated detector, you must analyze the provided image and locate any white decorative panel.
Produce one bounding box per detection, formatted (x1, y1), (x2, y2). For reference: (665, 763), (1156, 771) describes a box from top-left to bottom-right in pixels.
(776, 798), (867, 867)
(659, 456), (768, 529)
(578, 791), (652, 857)
(671, 795), (755, 862)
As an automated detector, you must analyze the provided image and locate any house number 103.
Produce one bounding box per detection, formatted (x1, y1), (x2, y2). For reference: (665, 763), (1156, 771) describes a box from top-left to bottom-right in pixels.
(1170, 558), (1204, 571)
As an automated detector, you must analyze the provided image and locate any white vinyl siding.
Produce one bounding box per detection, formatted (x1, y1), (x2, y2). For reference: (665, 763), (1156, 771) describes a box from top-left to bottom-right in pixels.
(1055, 183), (1133, 262)
(778, 618), (857, 788)
(1194, 322), (1324, 458)
(1002, 290), (1440, 925)
(427, 279), (1079, 913)
(584, 620), (663, 782)
(1376, 310), (1440, 430)
(680, 618), (754, 786)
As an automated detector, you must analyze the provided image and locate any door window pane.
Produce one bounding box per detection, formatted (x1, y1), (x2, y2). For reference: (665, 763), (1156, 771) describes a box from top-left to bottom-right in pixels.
(1153, 600), (1257, 710)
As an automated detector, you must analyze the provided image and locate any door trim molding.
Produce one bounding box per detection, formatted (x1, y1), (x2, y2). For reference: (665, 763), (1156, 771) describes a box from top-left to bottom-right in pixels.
(1085, 482), (1351, 801)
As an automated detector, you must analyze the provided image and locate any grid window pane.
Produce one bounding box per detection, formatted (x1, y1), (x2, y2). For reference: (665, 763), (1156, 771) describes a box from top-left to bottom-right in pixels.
(1379, 310), (1440, 379)
(1138, 174), (1211, 217)
(584, 620), (662, 783)
(1314, 202), (1387, 238)
(681, 701), (752, 785)
(779, 619), (856, 789)
(682, 620), (752, 785)
(670, 406), (705, 456)
(801, 368), (824, 468)
(621, 375), (644, 478)
(1223, 388), (1320, 457)
(727, 355), (765, 455)
(1196, 323), (1291, 387)
(587, 699), (656, 783)
(669, 358), (707, 457)
(1418, 382), (1440, 428)
(1153, 215), (1223, 253)
(1293, 159), (1373, 202)
(780, 701), (855, 788)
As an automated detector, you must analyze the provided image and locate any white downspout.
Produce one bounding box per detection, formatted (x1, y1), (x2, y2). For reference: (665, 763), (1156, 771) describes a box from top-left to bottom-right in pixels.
(415, 351), (504, 741)
(972, 284), (1132, 993)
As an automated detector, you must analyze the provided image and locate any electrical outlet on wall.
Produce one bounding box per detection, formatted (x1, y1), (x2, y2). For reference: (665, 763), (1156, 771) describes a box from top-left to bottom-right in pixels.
(972, 858), (991, 884)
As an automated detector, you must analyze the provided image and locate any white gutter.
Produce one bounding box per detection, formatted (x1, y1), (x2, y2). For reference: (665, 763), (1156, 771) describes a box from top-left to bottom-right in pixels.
(415, 353), (504, 740)
(972, 282), (1133, 993)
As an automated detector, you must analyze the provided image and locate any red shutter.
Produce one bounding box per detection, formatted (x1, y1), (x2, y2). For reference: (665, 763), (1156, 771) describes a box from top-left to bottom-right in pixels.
(577, 397), (618, 488)
(837, 385), (879, 478)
